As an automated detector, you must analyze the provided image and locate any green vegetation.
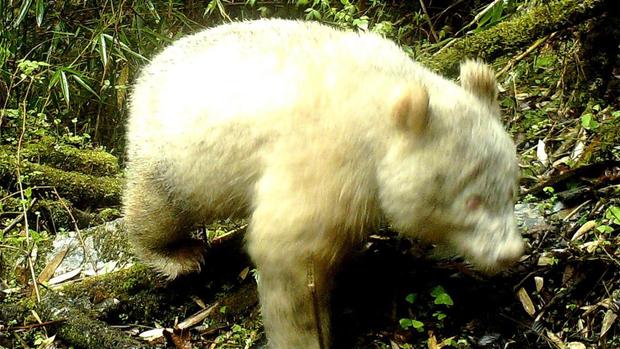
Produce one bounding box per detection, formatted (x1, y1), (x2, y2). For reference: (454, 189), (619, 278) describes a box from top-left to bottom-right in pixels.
(1, 1), (619, 348)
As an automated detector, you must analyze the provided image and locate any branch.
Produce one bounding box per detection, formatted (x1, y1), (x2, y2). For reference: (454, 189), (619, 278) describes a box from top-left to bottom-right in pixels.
(427, 0), (609, 76)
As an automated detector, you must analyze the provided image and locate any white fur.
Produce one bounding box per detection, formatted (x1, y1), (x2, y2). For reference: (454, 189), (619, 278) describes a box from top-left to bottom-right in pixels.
(124, 19), (523, 348)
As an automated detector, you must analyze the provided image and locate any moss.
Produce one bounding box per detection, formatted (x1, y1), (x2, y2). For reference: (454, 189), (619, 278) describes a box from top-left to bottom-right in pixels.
(59, 264), (156, 300)
(98, 208), (121, 222)
(427, 0), (608, 76)
(0, 152), (122, 209)
(16, 136), (120, 177)
(36, 291), (148, 349)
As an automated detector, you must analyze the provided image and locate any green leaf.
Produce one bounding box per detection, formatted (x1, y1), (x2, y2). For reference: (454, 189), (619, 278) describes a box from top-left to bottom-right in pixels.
(399, 318), (413, 329)
(305, 8), (321, 20)
(411, 319), (424, 332)
(605, 206), (620, 225)
(24, 187), (32, 199)
(405, 293), (417, 304)
(13, 0), (32, 28)
(98, 34), (108, 67)
(433, 311), (447, 321)
(580, 113), (599, 130)
(145, 0), (160, 23)
(596, 225), (614, 234)
(35, 0), (44, 26)
(49, 69), (61, 88)
(430, 285), (446, 297)
(71, 74), (100, 99)
(434, 293), (454, 306)
(59, 70), (70, 107)
(431, 286), (454, 306)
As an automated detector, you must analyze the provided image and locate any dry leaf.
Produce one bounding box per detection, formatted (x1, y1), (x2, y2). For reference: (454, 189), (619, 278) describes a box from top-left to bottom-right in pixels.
(190, 296), (207, 309)
(48, 267), (82, 285)
(571, 220), (596, 241)
(537, 139), (549, 166)
(163, 328), (192, 349)
(139, 328), (166, 341)
(545, 330), (566, 349)
(37, 245), (70, 284)
(517, 287), (536, 316)
(427, 331), (438, 349)
(562, 265), (576, 286)
(534, 276), (544, 292)
(537, 254), (556, 266)
(600, 309), (618, 338)
(566, 342), (586, 349)
(177, 302), (220, 329)
(239, 266), (250, 280)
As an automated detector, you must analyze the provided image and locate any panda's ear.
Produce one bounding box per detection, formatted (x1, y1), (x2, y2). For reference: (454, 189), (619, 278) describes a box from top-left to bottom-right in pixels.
(460, 59), (498, 104)
(392, 84), (429, 136)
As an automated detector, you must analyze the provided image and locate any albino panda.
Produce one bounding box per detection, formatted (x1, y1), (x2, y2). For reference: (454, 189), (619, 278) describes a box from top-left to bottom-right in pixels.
(123, 19), (524, 349)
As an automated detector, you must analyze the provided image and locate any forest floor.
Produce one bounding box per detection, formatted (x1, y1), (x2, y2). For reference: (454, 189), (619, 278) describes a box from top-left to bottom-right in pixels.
(1, 12), (620, 349)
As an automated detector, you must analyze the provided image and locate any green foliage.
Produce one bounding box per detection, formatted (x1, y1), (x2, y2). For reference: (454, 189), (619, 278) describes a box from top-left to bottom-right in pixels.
(399, 285), (454, 337)
(604, 206), (620, 225)
(405, 293), (417, 304)
(0, 1), (435, 150)
(430, 285), (454, 306)
(399, 318), (424, 332)
(580, 113), (599, 130)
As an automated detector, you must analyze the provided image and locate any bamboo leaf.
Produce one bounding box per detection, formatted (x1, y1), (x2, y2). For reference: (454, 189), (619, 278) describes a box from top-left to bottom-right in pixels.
(71, 74), (100, 99)
(35, 0), (44, 27)
(101, 33), (148, 62)
(145, 0), (161, 23)
(99, 33), (108, 67)
(59, 70), (70, 107)
(48, 69), (61, 88)
(13, 0), (33, 28)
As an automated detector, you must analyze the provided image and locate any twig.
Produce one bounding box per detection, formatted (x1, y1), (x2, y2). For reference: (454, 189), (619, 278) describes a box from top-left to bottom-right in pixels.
(1, 198), (37, 237)
(177, 302), (220, 329)
(209, 223), (247, 246)
(16, 78), (40, 303)
(496, 32), (556, 78)
(9, 319), (67, 331)
(52, 188), (98, 275)
(418, 0), (439, 43)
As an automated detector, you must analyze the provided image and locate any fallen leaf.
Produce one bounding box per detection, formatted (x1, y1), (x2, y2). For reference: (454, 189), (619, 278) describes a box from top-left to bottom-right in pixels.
(571, 220), (596, 241)
(545, 330), (566, 349)
(534, 276), (544, 292)
(600, 309), (617, 338)
(37, 245), (70, 284)
(517, 287), (536, 316)
(566, 342), (586, 349)
(139, 328), (167, 341)
(164, 328), (192, 349)
(537, 254), (556, 266)
(48, 267), (82, 285)
(239, 266), (250, 280)
(537, 139), (549, 166)
(177, 302), (220, 329)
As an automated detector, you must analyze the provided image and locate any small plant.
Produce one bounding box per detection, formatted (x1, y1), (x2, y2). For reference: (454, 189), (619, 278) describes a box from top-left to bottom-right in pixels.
(430, 286), (454, 306)
(399, 318), (425, 333)
(399, 286), (454, 335)
(580, 113), (599, 130)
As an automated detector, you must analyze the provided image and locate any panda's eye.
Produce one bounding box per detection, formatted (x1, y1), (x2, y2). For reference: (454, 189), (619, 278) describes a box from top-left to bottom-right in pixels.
(466, 195), (483, 211)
